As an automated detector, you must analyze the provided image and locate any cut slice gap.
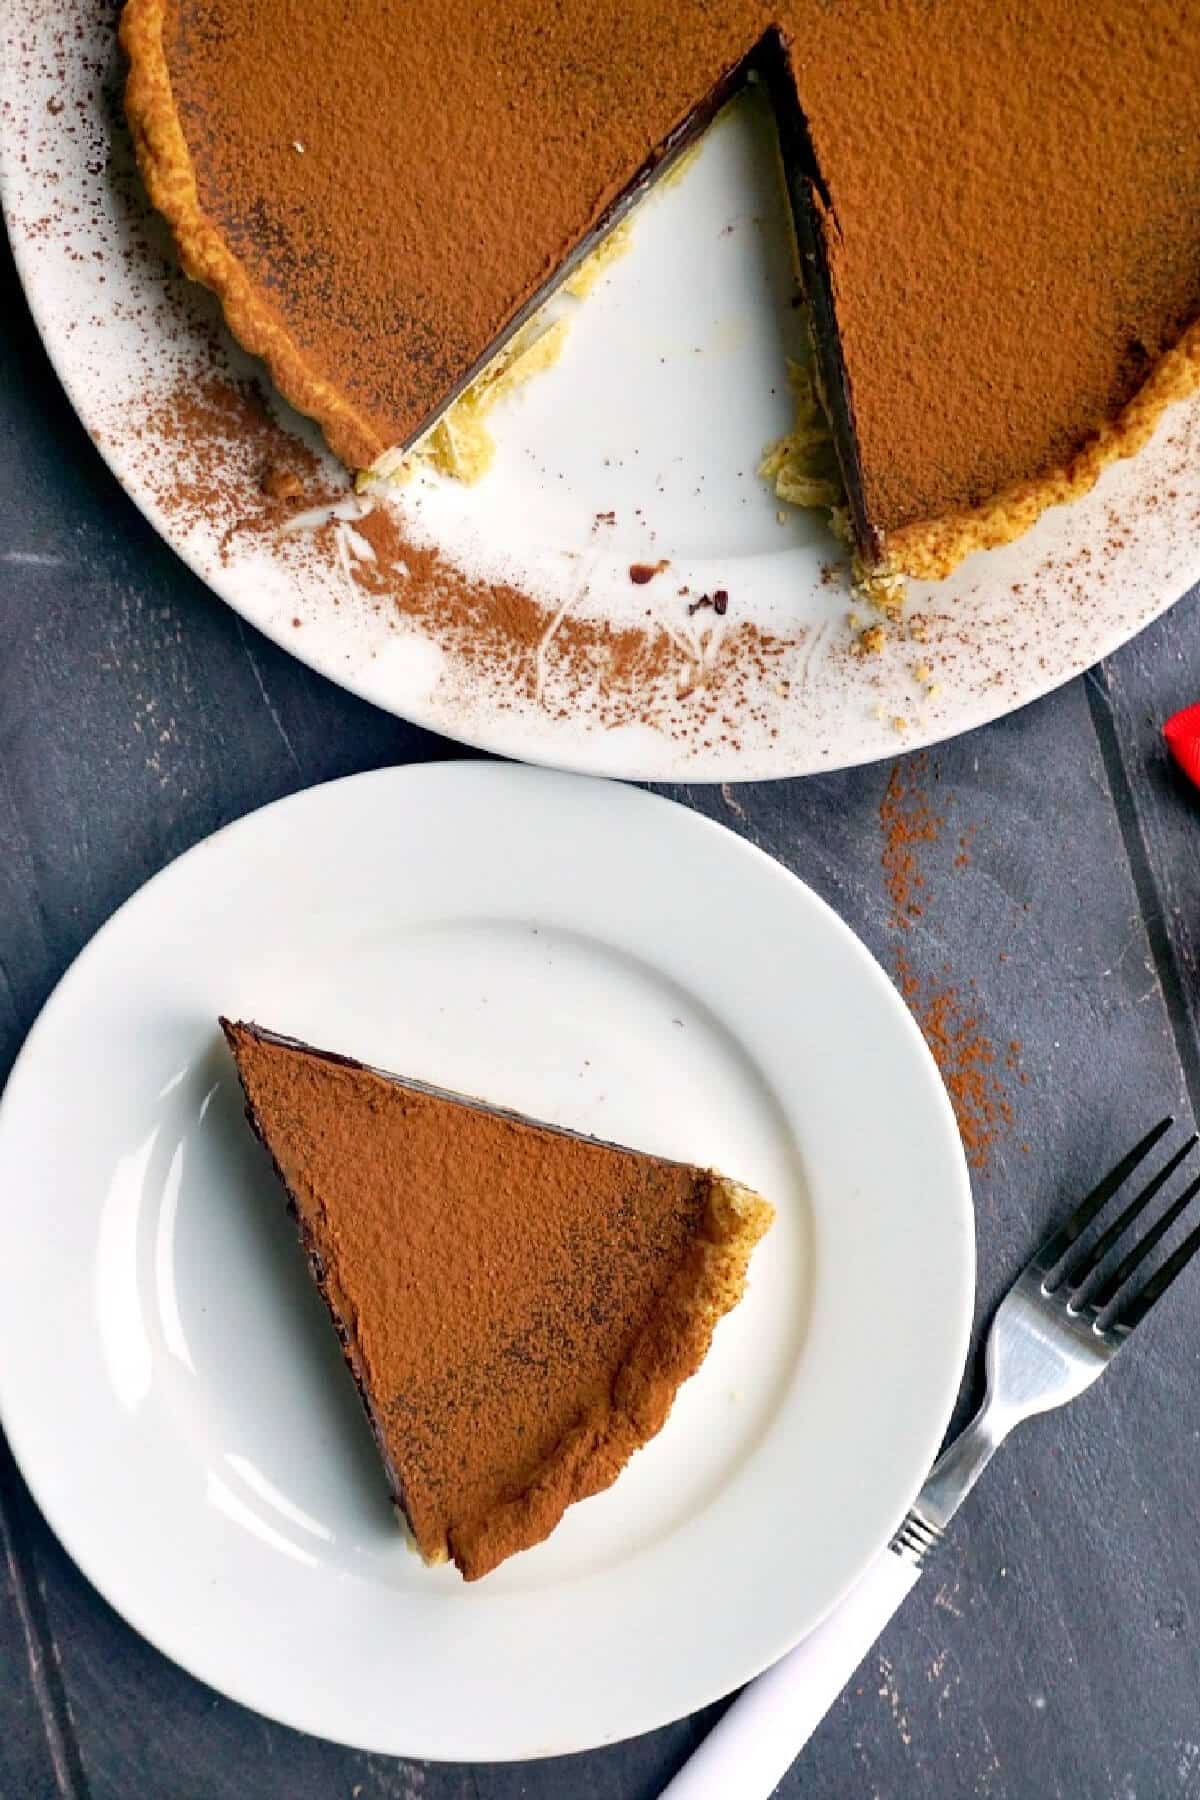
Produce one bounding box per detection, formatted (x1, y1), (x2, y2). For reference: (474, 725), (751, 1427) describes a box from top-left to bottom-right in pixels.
(124, 1), (1200, 595)
(366, 42), (767, 478)
(363, 28), (878, 578)
(754, 28), (880, 569)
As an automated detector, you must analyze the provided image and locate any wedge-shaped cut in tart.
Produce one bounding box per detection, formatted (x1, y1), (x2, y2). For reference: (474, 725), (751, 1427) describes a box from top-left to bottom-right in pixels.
(122, 0), (1200, 580)
(221, 1019), (774, 1580)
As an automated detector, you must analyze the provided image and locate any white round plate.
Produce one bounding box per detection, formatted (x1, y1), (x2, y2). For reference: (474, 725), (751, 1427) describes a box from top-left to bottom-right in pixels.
(0, 764), (973, 1758)
(3, 3), (1200, 779)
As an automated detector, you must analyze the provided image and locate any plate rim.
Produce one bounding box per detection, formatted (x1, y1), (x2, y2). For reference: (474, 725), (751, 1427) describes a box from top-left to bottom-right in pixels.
(0, 762), (975, 1757)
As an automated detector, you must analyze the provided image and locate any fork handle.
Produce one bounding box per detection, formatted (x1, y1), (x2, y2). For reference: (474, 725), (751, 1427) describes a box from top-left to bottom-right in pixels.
(658, 1549), (920, 1800)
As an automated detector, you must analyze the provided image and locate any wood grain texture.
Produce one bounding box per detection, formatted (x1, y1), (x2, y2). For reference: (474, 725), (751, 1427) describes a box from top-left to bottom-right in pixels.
(0, 1439), (81, 1800)
(4, 229), (1200, 1799)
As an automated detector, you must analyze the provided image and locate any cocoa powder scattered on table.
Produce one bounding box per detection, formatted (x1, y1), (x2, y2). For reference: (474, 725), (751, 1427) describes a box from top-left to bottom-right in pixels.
(879, 755), (942, 926)
(892, 948), (1015, 1170)
(880, 752), (1022, 1170)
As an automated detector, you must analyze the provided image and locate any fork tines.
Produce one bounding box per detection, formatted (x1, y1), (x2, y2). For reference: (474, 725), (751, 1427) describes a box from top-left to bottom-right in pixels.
(1038, 1116), (1200, 1333)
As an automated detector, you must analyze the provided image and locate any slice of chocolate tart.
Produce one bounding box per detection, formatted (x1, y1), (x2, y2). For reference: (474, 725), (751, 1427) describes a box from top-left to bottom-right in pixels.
(221, 1018), (773, 1580)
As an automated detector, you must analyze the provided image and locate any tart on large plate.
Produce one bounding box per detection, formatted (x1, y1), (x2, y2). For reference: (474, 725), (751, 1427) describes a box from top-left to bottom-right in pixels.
(121, 0), (1200, 580)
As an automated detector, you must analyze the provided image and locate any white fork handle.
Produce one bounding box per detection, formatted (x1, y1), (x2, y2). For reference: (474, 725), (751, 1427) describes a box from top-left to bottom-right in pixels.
(659, 1550), (921, 1800)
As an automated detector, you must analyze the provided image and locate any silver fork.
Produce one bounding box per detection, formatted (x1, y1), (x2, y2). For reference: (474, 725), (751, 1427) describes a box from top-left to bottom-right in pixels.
(662, 1116), (1200, 1800)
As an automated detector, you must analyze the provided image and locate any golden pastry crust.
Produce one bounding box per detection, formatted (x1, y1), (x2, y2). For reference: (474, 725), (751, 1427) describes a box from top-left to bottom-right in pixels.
(883, 316), (1200, 581)
(448, 1174), (775, 1580)
(120, 0), (388, 469)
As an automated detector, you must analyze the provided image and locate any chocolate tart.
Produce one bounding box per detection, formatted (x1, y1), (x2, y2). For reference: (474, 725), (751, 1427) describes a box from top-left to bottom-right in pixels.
(121, 1), (1200, 578)
(221, 1019), (774, 1581)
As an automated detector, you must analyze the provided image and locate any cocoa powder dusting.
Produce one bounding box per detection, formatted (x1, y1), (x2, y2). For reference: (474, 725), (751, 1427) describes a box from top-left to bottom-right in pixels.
(137, 371), (789, 747)
(136, 0), (1200, 518)
(880, 753), (1022, 1170)
(223, 1023), (771, 1580)
(138, 372), (325, 547)
(352, 504), (406, 565)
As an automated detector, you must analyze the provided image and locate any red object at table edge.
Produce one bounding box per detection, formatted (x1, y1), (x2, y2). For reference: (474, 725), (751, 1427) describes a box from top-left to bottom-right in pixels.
(1164, 703), (1200, 790)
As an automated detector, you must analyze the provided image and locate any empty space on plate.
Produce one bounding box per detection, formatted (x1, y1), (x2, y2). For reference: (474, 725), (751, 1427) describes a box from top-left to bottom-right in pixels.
(407, 86), (828, 573)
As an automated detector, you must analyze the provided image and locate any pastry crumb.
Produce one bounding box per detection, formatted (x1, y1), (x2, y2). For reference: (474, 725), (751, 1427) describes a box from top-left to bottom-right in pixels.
(661, 136), (705, 189)
(262, 464), (304, 500)
(563, 218), (633, 298)
(365, 314), (570, 489)
(851, 622), (886, 657)
(829, 505), (854, 546)
(760, 361), (842, 511)
(852, 553), (906, 618)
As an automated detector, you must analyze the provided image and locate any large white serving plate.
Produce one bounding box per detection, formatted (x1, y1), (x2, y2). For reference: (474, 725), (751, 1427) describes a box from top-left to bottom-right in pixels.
(7, 1), (1194, 779)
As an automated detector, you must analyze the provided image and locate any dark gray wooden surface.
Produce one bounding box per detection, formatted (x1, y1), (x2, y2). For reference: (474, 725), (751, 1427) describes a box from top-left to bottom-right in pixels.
(4, 227), (1200, 1800)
